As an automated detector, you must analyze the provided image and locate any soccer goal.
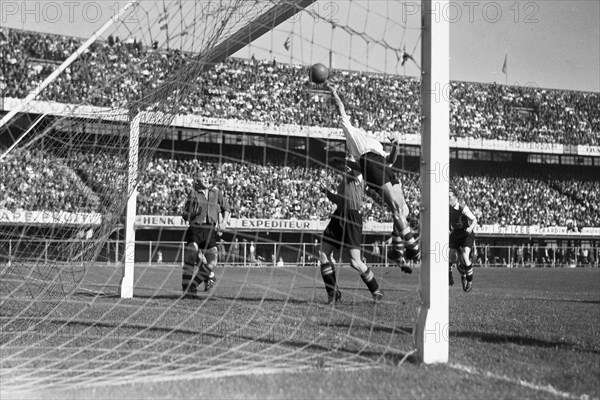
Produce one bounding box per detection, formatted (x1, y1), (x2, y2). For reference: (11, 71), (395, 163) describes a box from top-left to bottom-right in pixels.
(0, 1), (448, 394)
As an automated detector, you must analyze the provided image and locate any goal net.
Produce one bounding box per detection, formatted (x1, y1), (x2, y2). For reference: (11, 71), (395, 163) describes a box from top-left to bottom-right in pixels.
(0, 0), (427, 394)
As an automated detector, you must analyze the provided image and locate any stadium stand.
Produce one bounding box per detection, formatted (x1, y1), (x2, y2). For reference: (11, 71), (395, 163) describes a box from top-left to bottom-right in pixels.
(2, 146), (598, 229)
(2, 27), (599, 145)
(1, 27), (599, 230)
(0, 147), (99, 212)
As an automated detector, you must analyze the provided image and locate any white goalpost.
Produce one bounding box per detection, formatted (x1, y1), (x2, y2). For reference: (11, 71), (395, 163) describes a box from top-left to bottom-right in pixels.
(120, 112), (140, 299)
(415, 0), (450, 364)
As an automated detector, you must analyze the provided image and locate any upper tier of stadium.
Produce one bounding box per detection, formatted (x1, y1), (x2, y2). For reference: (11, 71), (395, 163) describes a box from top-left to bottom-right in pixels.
(1, 27), (599, 146)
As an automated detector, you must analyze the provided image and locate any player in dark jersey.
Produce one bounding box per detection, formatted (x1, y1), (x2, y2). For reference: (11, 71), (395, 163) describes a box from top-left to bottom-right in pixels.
(449, 188), (477, 292)
(318, 159), (384, 304)
(181, 170), (231, 295)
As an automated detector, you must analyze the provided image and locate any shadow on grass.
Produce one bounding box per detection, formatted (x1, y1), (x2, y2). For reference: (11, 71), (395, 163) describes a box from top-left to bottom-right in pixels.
(213, 295), (312, 305)
(73, 291), (242, 304)
(575, 299), (600, 304)
(555, 299), (600, 305)
(73, 291), (120, 298)
(32, 316), (414, 367)
(74, 287), (316, 304)
(452, 330), (600, 355)
(327, 321), (414, 337)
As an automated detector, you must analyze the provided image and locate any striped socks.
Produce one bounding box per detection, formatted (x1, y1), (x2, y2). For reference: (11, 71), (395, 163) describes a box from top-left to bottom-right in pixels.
(320, 262), (337, 297)
(360, 268), (380, 294)
(182, 263), (203, 292)
(196, 262), (213, 282)
(401, 227), (418, 252)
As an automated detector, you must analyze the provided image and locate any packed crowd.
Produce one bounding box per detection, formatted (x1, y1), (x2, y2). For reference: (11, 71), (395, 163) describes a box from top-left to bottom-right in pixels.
(137, 157), (600, 229)
(548, 174), (600, 229)
(0, 148), (98, 213)
(137, 157), (339, 220)
(2, 146), (599, 228)
(2, 27), (599, 145)
(451, 166), (600, 229)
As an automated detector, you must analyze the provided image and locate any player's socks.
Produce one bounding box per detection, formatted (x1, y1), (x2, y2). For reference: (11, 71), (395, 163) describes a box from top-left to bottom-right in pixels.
(320, 262), (337, 297)
(196, 263), (212, 282)
(387, 234), (412, 273)
(181, 264), (202, 294)
(181, 263), (194, 292)
(391, 236), (403, 253)
(401, 227), (419, 258)
(196, 264), (216, 292)
(464, 262), (474, 282)
(192, 274), (204, 288)
(387, 229), (404, 262)
(360, 268), (379, 294)
(459, 262), (474, 292)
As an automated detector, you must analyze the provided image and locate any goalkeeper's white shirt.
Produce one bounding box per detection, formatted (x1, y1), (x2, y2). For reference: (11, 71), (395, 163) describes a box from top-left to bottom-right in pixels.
(340, 115), (387, 161)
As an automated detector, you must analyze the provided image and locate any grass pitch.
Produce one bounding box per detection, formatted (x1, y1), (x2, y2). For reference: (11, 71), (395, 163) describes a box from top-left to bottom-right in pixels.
(1, 265), (598, 399)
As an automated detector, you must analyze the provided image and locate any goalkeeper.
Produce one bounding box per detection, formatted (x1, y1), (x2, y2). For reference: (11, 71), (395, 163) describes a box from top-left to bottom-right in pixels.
(328, 83), (420, 264)
(318, 158), (384, 305)
(181, 170), (231, 295)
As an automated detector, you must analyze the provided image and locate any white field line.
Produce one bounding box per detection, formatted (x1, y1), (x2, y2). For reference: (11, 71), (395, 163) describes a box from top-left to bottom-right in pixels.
(449, 362), (592, 400)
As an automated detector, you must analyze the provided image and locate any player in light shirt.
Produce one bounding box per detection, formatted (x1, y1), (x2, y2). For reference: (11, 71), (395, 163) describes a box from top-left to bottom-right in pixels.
(328, 83), (420, 264)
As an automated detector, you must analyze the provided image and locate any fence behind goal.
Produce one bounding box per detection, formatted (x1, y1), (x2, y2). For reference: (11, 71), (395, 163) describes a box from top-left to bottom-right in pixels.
(2, 239), (598, 269)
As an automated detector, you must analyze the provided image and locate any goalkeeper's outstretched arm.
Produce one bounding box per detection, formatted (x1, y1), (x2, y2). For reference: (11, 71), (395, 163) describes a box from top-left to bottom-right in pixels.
(327, 83), (348, 120)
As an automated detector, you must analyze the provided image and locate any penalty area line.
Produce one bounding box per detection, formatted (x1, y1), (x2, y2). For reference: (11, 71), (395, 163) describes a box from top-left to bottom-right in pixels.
(449, 362), (588, 400)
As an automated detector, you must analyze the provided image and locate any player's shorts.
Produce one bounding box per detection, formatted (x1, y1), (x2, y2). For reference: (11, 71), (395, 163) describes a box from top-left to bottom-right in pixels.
(323, 209), (363, 250)
(449, 229), (475, 250)
(185, 224), (218, 250)
(359, 152), (399, 194)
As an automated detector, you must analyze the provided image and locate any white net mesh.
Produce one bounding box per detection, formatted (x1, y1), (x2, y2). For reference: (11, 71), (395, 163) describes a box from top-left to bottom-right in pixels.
(0, 0), (423, 394)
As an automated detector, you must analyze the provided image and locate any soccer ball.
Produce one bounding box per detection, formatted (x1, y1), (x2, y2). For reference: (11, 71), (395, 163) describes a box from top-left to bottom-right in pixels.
(309, 63), (329, 84)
